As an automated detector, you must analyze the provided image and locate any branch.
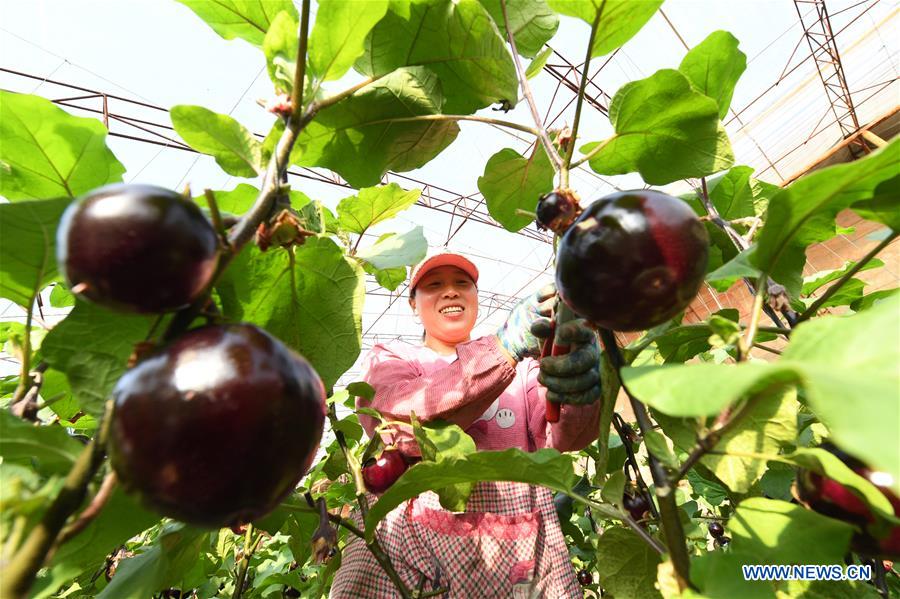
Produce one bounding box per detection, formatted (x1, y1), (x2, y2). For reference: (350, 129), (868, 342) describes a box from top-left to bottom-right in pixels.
(560, 0), (606, 188)
(736, 274), (767, 361)
(598, 328), (692, 587)
(232, 524), (263, 599)
(569, 134), (617, 170)
(0, 400), (114, 599)
(568, 492), (667, 556)
(797, 230), (898, 322)
(53, 472), (117, 548)
(499, 0), (563, 171)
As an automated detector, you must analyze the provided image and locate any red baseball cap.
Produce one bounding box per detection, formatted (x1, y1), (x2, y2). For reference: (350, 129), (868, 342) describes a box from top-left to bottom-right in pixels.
(409, 250), (479, 292)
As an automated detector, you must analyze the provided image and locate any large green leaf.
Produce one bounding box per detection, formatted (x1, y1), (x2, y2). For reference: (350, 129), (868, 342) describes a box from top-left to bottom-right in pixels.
(729, 498), (854, 565)
(216, 237), (365, 391)
(175, 0), (296, 47)
(170, 105), (262, 177)
(364, 448), (577, 541)
(355, 0), (517, 114)
(98, 524), (209, 599)
(292, 67), (459, 188)
(0, 198), (70, 307)
(0, 411), (82, 476)
(705, 165), (777, 221)
(479, 0), (559, 58)
(852, 174), (900, 230)
(781, 295), (900, 484)
(477, 145), (554, 232)
(547, 0), (661, 58)
(679, 31), (746, 119)
(363, 261), (407, 292)
(31, 488), (160, 599)
(356, 228), (427, 270)
(595, 527), (662, 599)
(309, 0), (388, 82)
(621, 362), (797, 417)
(41, 301), (160, 416)
(411, 417), (478, 511)
(336, 183), (422, 234)
(0, 91), (125, 200)
(700, 389), (799, 493)
(751, 138), (899, 297)
(582, 69), (734, 185)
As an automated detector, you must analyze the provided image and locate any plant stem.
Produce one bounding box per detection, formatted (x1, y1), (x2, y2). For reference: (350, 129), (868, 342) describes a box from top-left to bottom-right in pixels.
(499, 0), (562, 171)
(233, 524), (262, 599)
(327, 406), (412, 599)
(561, 0), (605, 188)
(569, 134), (617, 170)
(598, 328), (692, 587)
(797, 230), (898, 322)
(53, 472), (117, 548)
(0, 400), (114, 599)
(737, 274), (767, 361)
(10, 292), (37, 407)
(568, 493), (667, 555)
(203, 188), (230, 249)
(288, 0), (310, 131)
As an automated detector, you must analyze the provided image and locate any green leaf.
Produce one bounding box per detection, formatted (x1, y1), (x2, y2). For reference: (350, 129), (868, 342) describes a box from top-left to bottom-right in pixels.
(49, 283), (75, 308)
(758, 461), (794, 501)
(678, 31), (746, 119)
(337, 183), (422, 234)
(356, 228), (427, 271)
(292, 67), (459, 188)
(0, 91), (125, 200)
(32, 488), (160, 599)
(216, 238), (365, 390)
(852, 174), (900, 230)
(309, 0), (388, 82)
(98, 525), (209, 599)
(175, 0), (297, 47)
(802, 278), (866, 310)
(621, 362), (797, 417)
(802, 259), (883, 296)
(752, 138), (899, 297)
(41, 301), (161, 416)
(479, 0), (559, 58)
(729, 498), (854, 564)
(355, 0), (517, 114)
(0, 198), (70, 307)
(595, 527), (662, 599)
(700, 388), (799, 493)
(262, 10), (299, 93)
(547, 0), (662, 58)
(365, 448), (577, 541)
(525, 46), (553, 79)
(582, 69), (734, 185)
(704, 165), (777, 221)
(851, 287), (898, 312)
(601, 469), (626, 505)
(170, 105), (261, 177)
(410, 417), (478, 511)
(477, 145), (554, 232)
(686, 469), (728, 506)
(705, 247), (760, 292)
(0, 411), (82, 476)
(642, 429), (679, 470)
(192, 183), (295, 217)
(781, 295), (900, 484)
(363, 261), (407, 291)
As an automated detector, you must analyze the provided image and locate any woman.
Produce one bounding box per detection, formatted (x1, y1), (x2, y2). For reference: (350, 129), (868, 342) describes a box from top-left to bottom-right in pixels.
(331, 251), (603, 598)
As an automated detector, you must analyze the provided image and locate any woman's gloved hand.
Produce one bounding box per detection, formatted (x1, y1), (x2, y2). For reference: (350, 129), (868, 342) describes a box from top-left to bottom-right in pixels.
(495, 284), (556, 361)
(533, 319), (602, 405)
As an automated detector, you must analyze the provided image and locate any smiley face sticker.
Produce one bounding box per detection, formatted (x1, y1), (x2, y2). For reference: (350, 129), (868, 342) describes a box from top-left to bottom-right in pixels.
(495, 408), (515, 429)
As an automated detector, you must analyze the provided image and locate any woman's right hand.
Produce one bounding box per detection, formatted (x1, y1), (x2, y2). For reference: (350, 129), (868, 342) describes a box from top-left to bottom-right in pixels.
(495, 284), (557, 361)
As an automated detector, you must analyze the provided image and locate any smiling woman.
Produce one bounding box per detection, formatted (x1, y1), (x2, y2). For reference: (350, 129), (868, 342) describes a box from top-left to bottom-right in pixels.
(333, 250), (605, 598)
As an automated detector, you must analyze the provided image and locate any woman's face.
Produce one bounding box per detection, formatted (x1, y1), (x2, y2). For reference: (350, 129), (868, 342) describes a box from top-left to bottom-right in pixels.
(409, 265), (478, 345)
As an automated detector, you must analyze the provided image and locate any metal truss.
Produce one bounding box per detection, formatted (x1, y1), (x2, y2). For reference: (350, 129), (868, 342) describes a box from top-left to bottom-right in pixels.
(794, 0), (865, 153)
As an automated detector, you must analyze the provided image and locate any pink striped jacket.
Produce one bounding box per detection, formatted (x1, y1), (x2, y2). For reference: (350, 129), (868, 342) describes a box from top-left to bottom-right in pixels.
(330, 336), (601, 598)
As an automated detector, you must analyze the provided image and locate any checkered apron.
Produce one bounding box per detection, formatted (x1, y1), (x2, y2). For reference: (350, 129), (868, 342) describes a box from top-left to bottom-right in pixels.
(330, 481), (581, 598)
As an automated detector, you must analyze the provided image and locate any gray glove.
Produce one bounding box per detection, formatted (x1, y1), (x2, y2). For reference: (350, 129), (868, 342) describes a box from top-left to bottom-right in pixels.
(496, 284), (556, 361)
(533, 318), (602, 405)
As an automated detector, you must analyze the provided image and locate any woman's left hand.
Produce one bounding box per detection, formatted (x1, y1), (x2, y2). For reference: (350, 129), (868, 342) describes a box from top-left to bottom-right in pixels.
(533, 319), (602, 405)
